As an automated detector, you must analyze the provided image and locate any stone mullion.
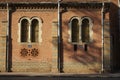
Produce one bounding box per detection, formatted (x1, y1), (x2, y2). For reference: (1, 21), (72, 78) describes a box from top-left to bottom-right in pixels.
(28, 22), (31, 43)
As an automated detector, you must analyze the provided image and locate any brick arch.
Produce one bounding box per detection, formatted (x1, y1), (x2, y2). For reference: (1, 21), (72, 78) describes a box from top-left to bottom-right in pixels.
(18, 16), (30, 23)
(30, 17), (43, 23)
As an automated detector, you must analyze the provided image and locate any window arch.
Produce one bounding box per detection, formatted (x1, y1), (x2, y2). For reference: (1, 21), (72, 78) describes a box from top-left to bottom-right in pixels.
(81, 17), (93, 43)
(31, 19), (39, 42)
(69, 16), (93, 44)
(30, 17), (42, 43)
(69, 17), (80, 44)
(20, 19), (29, 42)
(19, 17), (42, 43)
(81, 18), (90, 42)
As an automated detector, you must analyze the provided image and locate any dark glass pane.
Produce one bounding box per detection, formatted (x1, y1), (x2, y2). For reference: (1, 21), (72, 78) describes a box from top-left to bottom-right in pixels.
(21, 19), (29, 42)
(71, 19), (79, 43)
(31, 19), (39, 42)
(81, 19), (89, 43)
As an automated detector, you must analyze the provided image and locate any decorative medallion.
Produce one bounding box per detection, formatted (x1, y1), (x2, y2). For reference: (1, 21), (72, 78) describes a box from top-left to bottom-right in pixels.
(31, 48), (39, 57)
(20, 48), (28, 57)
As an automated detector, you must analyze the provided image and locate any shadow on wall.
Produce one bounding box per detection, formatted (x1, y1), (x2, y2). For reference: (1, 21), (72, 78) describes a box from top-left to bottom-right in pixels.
(57, 7), (102, 73)
(6, 2), (119, 73)
(109, 2), (120, 73)
(56, 3), (120, 73)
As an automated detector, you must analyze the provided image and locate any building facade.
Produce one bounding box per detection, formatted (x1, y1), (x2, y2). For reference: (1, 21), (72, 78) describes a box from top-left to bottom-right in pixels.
(0, 0), (119, 74)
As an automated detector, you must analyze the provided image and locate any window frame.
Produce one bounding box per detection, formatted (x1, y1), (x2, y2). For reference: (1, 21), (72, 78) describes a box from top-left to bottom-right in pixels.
(20, 19), (29, 42)
(18, 17), (30, 43)
(80, 16), (93, 44)
(68, 16), (93, 44)
(30, 17), (42, 43)
(68, 17), (81, 44)
(18, 17), (42, 43)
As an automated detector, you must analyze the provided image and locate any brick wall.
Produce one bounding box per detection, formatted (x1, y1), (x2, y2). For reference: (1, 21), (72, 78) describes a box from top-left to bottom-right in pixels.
(0, 1), (119, 73)
(62, 9), (102, 74)
(11, 9), (58, 72)
(0, 10), (7, 72)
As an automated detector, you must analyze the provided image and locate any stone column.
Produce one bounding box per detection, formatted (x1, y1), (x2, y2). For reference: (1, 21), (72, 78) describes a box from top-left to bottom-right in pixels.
(104, 12), (111, 72)
(0, 16), (7, 72)
(51, 22), (58, 73)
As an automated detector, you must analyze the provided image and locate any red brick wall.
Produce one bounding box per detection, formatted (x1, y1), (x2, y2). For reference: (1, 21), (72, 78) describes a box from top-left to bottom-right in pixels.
(10, 8), (103, 73)
(0, 0), (119, 73)
(11, 9), (58, 72)
(62, 9), (102, 73)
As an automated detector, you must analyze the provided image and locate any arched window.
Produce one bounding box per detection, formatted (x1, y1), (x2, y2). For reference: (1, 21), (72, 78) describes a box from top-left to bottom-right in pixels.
(81, 17), (93, 43)
(31, 19), (39, 42)
(21, 19), (29, 42)
(69, 17), (80, 43)
(81, 19), (90, 43)
(71, 19), (79, 43)
(69, 16), (93, 44)
(19, 17), (42, 43)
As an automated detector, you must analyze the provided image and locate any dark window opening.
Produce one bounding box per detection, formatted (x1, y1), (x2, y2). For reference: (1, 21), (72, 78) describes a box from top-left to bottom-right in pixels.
(21, 19), (29, 42)
(71, 19), (79, 43)
(74, 45), (77, 51)
(81, 19), (90, 43)
(31, 19), (39, 42)
(84, 44), (88, 51)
